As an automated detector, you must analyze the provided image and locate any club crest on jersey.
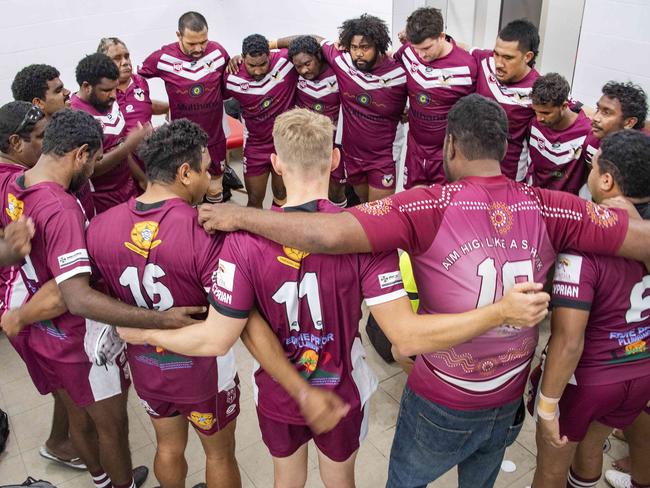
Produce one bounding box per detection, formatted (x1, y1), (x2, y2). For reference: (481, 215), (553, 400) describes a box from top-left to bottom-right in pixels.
(188, 411), (215, 430)
(173, 62), (183, 72)
(277, 246), (310, 269)
(488, 73), (497, 84)
(417, 93), (431, 105)
(298, 79), (307, 89)
(537, 139), (546, 151)
(5, 193), (24, 221)
(586, 201), (618, 228)
(328, 80), (337, 91)
(312, 102), (324, 112)
(488, 202), (513, 235)
(356, 93), (372, 106)
(410, 63), (419, 73)
(124, 221), (162, 258)
(240, 82), (249, 91)
(358, 198), (393, 216)
(382, 174), (394, 187)
(190, 84), (204, 97)
(134, 88), (145, 102)
(572, 146), (582, 160)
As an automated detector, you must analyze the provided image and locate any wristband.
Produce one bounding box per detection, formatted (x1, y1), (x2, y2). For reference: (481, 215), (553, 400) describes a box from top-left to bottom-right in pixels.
(539, 392), (560, 404)
(536, 405), (556, 421)
(269, 39), (278, 50)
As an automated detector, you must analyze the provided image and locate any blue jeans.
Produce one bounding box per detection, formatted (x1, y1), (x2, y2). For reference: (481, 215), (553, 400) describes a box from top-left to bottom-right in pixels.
(386, 385), (524, 488)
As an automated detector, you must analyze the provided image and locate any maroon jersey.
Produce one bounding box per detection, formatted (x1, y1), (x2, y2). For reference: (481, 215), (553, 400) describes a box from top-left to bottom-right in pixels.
(320, 41), (407, 174)
(224, 49), (297, 174)
(86, 197), (236, 403)
(395, 41), (477, 185)
(70, 94), (135, 214)
(0, 173), (91, 363)
(138, 41), (229, 174)
(527, 110), (593, 194)
(209, 200), (406, 424)
(471, 49), (539, 181)
(116, 74), (153, 173)
(295, 64), (340, 125)
(348, 178), (628, 410)
(551, 203), (650, 385)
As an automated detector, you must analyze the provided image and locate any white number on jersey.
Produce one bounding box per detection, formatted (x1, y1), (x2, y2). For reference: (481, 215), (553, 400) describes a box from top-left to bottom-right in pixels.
(272, 272), (323, 332)
(476, 258), (534, 307)
(119, 264), (173, 311)
(626, 275), (650, 324)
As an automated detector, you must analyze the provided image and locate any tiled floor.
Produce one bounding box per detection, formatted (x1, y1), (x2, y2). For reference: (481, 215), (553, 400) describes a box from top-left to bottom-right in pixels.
(0, 157), (624, 487)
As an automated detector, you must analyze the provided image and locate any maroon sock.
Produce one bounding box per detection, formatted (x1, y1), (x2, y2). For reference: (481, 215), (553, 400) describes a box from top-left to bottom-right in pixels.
(90, 470), (111, 488)
(631, 480), (650, 488)
(567, 467), (599, 488)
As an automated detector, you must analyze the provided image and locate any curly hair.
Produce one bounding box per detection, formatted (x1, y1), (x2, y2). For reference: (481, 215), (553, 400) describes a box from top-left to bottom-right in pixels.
(242, 34), (270, 57)
(75, 53), (119, 86)
(531, 73), (570, 106)
(602, 81), (648, 130)
(11, 64), (60, 102)
(339, 14), (391, 55)
(406, 8), (444, 44)
(41, 109), (103, 157)
(138, 119), (208, 183)
(288, 36), (322, 61)
(599, 130), (650, 198)
(447, 94), (508, 162)
(97, 37), (126, 54)
(498, 19), (540, 67)
(0, 102), (45, 153)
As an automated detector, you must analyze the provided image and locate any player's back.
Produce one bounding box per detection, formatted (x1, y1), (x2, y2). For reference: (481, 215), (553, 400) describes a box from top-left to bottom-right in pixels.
(87, 197), (232, 403)
(551, 202), (650, 385)
(211, 199), (403, 424)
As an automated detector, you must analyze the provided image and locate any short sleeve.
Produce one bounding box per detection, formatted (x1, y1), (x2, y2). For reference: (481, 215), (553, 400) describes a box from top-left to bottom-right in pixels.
(550, 251), (596, 310)
(45, 206), (91, 284)
(469, 48), (491, 61)
(194, 227), (225, 290)
(208, 232), (255, 318)
(538, 188), (629, 256)
(346, 186), (447, 255)
(137, 50), (161, 78)
(319, 40), (340, 65)
(360, 250), (407, 307)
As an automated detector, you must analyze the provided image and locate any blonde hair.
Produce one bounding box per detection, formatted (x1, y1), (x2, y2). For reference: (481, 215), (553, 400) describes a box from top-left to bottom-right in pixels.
(272, 108), (334, 174)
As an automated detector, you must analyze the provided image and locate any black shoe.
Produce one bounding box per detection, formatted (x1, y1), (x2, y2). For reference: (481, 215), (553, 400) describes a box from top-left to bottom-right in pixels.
(191, 484), (207, 488)
(223, 165), (244, 191)
(133, 465), (149, 488)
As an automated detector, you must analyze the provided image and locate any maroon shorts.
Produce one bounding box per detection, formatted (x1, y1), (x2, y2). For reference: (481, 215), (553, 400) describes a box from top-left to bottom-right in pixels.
(330, 148), (346, 185)
(9, 329), (53, 395)
(242, 144), (274, 177)
(402, 138), (446, 189)
(343, 148), (396, 190)
(528, 366), (650, 441)
(257, 405), (368, 462)
(34, 351), (130, 408)
(137, 383), (240, 436)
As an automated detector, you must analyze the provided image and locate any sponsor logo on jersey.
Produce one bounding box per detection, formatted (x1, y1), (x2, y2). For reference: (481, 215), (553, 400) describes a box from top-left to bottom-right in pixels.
(226, 386), (237, 404)
(277, 246), (310, 269)
(356, 93), (372, 106)
(216, 259), (236, 291)
(378, 271), (403, 289)
(190, 84), (204, 97)
(299, 349), (319, 373)
(226, 404), (237, 416)
(188, 411), (215, 430)
(124, 221), (162, 258)
(260, 96), (273, 110)
(213, 287), (232, 305)
(586, 201), (619, 228)
(5, 193), (24, 221)
(417, 92), (431, 105)
(312, 102), (324, 112)
(554, 253), (582, 285)
(57, 249), (89, 269)
(134, 88), (145, 102)
(488, 202), (513, 235)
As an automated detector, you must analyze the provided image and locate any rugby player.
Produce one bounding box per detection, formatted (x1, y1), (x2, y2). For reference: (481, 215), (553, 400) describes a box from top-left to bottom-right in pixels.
(86, 120), (240, 488)
(224, 34), (296, 208)
(70, 53), (150, 214)
(97, 37), (169, 189)
(395, 7), (476, 188)
(288, 35), (346, 207)
(122, 107), (549, 487)
(139, 11), (230, 203)
(527, 73), (593, 195)
(471, 19), (540, 181)
(529, 130), (650, 488)
(11, 64), (71, 116)
(197, 95), (650, 487)
(0, 109), (203, 488)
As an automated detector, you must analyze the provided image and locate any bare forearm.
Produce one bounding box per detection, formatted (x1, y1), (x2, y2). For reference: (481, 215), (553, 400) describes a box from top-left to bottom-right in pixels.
(540, 335), (583, 398)
(93, 144), (130, 177)
(16, 279), (67, 324)
(618, 218), (650, 262)
(275, 35), (324, 49)
(241, 313), (309, 400)
(145, 323), (227, 356)
(151, 100), (169, 115)
(0, 240), (22, 265)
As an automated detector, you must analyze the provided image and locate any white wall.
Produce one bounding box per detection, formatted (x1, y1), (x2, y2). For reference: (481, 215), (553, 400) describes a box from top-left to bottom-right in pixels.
(571, 0), (650, 106)
(0, 0), (391, 104)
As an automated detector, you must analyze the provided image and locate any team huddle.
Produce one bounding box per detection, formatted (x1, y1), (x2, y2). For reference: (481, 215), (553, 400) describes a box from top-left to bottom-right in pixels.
(0, 6), (649, 488)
